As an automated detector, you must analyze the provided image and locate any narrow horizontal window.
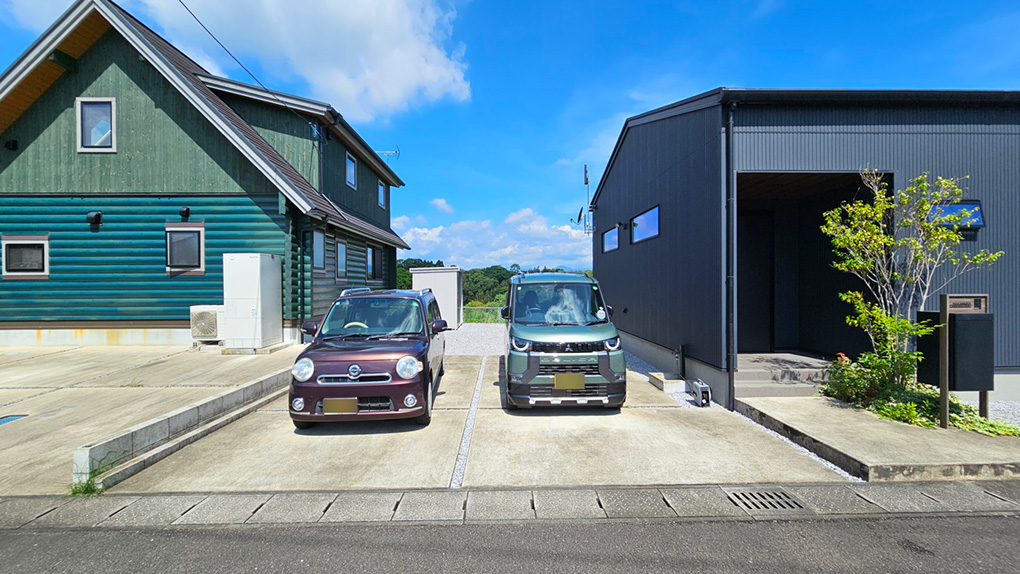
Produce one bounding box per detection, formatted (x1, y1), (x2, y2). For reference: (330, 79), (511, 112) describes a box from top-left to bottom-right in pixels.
(602, 227), (619, 253)
(76, 98), (116, 153)
(346, 152), (357, 189)
(631, 206), (659, 244)
(2, 235), (50, 279)
(165, 224), (205, 275)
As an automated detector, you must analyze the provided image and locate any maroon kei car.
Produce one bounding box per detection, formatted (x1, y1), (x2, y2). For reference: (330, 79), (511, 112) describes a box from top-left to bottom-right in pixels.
(289, 287), (448, 429)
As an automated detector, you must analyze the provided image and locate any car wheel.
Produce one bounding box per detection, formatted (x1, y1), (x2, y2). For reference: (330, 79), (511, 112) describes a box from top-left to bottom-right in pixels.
(293, 419), (315, 429)
(414, 376), (433, 426)
(438, 360), (445, 377)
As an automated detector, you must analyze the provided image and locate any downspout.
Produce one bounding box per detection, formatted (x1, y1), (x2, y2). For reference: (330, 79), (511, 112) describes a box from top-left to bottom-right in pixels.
(725, 101), (737, 411)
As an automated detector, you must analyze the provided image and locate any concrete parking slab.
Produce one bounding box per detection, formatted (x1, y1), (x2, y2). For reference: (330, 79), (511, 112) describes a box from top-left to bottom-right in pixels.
(174, 494), (271, 525)
(29, 496), (139, 528)
(433, 356), (482, 410)
(81, 346), (302, 388)
(0, 497), (68, 528)
(0, 347), (80, 367)
(466, 490), (535, 520)
(0, 347), (190, 388)
(321, 492), (401, 522)
(0, 388), (46, 406)
(597, 488), (676, 518)
(97, 495), (205, 528)
(110, 409), (469, 493)
(392, 491), (466, 521)
(738, 396), (1020, 481)
(247, 493), (336, 524)
(461, 407), (845, 488)
(661, 487), (750, 518)
(0, 387), (221, 495)
(624, 372), (686, 408)
(533, 489), (605, 519)
(784, 485), (886, 515)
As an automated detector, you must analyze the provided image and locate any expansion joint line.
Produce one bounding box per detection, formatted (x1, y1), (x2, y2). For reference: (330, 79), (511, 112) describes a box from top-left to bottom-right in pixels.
(450, 355), (487, 489)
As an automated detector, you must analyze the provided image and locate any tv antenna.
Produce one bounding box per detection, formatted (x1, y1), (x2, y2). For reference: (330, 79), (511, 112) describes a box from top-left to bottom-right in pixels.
(375, 145), (400, 163)
(570, 163), (593, 235)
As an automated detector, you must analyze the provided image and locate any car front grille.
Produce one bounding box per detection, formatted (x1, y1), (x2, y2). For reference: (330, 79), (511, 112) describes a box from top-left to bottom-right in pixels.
(358, 397), (394, 412)
(528, 384), (608, 398)
(532, 341), (603, 353)
(317, 373), (392, 384)
(537, 364), (600, 376)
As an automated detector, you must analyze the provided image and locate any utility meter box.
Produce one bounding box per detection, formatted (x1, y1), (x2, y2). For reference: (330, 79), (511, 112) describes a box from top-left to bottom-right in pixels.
(917, 295), (994, 392)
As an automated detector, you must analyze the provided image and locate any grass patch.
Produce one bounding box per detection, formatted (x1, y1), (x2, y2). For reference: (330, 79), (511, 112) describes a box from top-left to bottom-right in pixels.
(69, 466), (106, 497)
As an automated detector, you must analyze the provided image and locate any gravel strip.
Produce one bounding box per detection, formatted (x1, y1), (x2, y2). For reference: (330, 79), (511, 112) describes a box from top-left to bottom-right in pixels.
(450, 356), (487, 489)
(445, 324), (504, 356)
(963, 400), (1020, 427)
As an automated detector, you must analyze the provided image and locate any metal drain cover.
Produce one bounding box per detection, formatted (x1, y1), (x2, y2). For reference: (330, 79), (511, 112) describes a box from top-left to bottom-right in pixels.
(723, 487), (815, 516)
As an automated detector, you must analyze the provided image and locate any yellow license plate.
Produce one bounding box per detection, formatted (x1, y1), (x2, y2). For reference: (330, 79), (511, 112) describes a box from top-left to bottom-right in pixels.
(323, 398), (359, 414)
(553, 373), (585, 390)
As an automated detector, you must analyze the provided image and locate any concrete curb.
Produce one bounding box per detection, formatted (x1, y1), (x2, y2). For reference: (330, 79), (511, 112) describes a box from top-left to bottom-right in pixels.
(72, 368), (291, 489)
(735, 399), (1020, 482)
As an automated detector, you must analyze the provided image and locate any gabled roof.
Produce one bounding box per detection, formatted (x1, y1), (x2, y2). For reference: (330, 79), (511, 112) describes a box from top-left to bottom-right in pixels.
(0, 0), (408, 249)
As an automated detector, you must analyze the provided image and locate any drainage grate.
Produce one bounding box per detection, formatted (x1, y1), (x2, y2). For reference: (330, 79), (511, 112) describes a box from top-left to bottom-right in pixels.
(0, 415), (27, 426)
(724, 487), (815, 516)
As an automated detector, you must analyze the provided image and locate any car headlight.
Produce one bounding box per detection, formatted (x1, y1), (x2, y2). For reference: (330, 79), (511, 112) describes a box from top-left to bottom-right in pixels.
(292, 358), (315, 382)
(511, 336), (532, 352)
(604, 337), (621, 351)
(396, 355), (423, 380)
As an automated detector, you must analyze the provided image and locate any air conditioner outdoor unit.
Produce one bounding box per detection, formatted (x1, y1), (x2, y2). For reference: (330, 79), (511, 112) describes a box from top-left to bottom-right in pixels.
(190, 305), (226, 341)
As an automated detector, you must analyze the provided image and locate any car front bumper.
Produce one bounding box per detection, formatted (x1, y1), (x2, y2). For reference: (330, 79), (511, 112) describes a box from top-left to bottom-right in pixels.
(289, 378), (426, 422)
(505, 349), (626, 408)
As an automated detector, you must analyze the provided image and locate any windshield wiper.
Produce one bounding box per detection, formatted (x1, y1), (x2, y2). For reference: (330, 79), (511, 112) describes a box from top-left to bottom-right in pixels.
(582, 319), (607, 326)
(321, 333), (373, 340)
(368, 331), (423, 339)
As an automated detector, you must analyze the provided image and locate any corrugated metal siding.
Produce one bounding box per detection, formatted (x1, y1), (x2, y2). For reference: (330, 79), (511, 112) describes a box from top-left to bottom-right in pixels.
(0, 195), (286, 321)
(734, 104), (1020, 366)
(592, 106), (726, 368)
(320, 132), (391, 229)
(0, 31), (276, 196)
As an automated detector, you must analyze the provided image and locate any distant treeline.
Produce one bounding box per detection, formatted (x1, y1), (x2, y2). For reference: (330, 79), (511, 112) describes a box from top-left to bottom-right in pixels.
(396, 259), (591, 306)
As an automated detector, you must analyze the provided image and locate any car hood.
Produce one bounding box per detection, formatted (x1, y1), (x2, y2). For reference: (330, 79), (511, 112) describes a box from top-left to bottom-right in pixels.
(509, 322), (619, 343)
(301, 338), (426, 362)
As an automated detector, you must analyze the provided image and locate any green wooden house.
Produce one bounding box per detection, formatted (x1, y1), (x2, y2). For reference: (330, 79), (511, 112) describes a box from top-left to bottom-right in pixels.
(0, 0), (409, 345)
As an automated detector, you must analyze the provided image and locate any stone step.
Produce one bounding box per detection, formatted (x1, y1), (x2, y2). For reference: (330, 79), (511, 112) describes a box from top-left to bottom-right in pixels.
(734, 381), (819, 398)
(733, 368), (828, 383)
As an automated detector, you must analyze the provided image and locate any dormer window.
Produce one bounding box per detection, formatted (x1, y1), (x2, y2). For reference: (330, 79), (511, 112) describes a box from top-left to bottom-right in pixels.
(76, 97), (116, 153)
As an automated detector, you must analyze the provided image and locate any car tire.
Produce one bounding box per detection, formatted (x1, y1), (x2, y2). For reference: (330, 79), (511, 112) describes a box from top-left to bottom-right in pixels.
(414, 376), (433, 426)
(500, 378), (518, 411)
(438, 360), (445, 377)
(293, 419), (315, 429)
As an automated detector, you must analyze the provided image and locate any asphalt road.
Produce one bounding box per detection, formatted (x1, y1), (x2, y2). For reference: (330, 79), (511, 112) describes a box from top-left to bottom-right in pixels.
(2, 515), (1018, 573)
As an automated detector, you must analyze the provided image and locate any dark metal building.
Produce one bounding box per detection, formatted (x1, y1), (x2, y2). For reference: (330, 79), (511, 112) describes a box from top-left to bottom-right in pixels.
(591, 88), (1020, 407)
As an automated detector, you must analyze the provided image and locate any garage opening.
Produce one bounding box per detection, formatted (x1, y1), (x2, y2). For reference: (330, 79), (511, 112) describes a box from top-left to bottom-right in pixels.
(736, 172), (877, 358)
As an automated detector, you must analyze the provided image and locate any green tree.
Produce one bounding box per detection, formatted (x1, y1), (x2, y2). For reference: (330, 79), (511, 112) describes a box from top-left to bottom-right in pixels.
(821, 170), (1002, 354)
(396, 267), (412, 289)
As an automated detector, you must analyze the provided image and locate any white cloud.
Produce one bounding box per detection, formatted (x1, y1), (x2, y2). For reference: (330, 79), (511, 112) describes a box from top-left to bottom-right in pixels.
(3, 0), (470, 123)
(400, 208), (591, 269)
(430, 197), (454, 213)
(391, 215), (411, 231)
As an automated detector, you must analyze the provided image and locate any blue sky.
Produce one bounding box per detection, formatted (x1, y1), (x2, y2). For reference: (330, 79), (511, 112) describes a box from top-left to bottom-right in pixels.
(3, 0), (1020, 269)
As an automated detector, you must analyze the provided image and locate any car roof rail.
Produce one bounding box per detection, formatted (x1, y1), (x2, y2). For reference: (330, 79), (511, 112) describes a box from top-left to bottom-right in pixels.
(419, 287), (433, 295)
(340, 287), (372, 297)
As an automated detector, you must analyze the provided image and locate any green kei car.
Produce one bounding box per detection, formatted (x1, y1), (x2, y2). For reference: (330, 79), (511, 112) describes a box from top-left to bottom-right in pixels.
(500, 273), (626, 409)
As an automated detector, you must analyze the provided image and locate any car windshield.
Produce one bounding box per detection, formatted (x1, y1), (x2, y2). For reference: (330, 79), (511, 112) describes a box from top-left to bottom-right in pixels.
(320, 297), (424, 337)
(512, 282), (609, 326)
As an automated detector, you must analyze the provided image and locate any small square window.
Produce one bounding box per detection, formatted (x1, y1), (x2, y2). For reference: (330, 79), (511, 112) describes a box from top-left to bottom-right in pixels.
(602, 227), (619, 253)
(312, 230), (325, 269)
(336, 241), (347, 279)
(2, 235), (49, 279)
(378, 180), (387, 208)
(631, 206), (660, 244)
(165, 224), (205, 275)
(346, 153), (357, 189)
(76, 98), (116, 153)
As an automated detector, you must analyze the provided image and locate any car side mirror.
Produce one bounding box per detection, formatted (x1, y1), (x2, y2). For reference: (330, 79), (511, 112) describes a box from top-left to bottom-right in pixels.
(301, 321), (318, 336)
(607, 306), (614, 317)
(431, 319), (449, 333)
(500, 306), (509, 319)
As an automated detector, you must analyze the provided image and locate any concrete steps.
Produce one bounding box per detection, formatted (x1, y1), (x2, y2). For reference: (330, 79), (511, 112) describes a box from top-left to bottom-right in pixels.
(734, 353), (829, 398)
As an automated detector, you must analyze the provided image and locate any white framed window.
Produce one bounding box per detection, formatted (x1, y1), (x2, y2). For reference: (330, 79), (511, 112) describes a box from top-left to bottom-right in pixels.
(165, 223), (205, 275)
(378, 179), (387, 208)
(1, 235), (50, 279)
(312, 229), (325, 270)
(76, 97), (116, 153)
(631, 205), (660, 244)
(602, 227), (619, 253)
(346, 152), (357, 189)
(335, 240), (347, 279)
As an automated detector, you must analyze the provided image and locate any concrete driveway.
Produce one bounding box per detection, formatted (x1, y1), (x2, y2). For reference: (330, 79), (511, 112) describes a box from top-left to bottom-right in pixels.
(0, 346), (302, 495)
(111, 355), (846, 493)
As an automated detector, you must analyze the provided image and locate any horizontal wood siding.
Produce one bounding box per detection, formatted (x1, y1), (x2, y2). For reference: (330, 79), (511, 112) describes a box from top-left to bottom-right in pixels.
(0, 30), (275, 196)
(0, 195), (286, 321)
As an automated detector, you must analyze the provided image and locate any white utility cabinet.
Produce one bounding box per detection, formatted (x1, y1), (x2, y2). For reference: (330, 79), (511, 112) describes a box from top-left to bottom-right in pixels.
(410, 266), (463, 327)
(222, 253), (283, 348)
